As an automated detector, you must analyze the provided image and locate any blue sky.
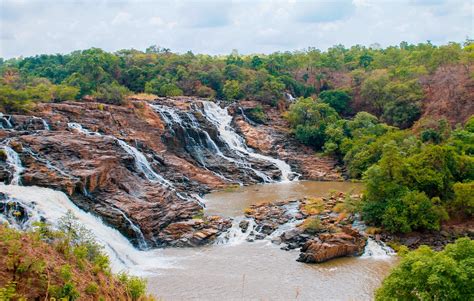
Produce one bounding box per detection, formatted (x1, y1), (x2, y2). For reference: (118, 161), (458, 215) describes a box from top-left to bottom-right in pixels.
(0, 0), (472, 58)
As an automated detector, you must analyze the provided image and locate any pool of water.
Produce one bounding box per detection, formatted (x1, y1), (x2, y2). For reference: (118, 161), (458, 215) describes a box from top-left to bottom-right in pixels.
(146, 181), (396, 301)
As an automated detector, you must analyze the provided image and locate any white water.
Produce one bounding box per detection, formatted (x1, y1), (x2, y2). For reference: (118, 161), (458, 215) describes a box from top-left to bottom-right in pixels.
(214, 217), (257, 246)
(0, 184), (172, 274)
(32, 116), (50, 130)
(113, 207), (149, 250)
(68, 122), (172, 187)
(1, 145), (24, 185)
(202, 101), (294, 182)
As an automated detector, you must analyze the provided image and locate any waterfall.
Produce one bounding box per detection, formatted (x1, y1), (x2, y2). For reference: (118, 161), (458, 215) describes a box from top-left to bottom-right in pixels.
(202, 101), (294, 182)
(1, 145), (24, 185)
(67, 122), (204, 207)
(115, 139), (172, 187)
(68, 122), (171, 187)
(214, 217), (256, 246)
(0, 113), (13, 129)
(32, 116), (50, 131)
(0, 184), (172, 274)
(352, 215), (395, 259)
(113, 207), (149, 250)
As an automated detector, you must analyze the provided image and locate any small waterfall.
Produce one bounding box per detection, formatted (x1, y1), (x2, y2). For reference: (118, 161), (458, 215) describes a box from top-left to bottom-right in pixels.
(68, 122), (171, 187)
(0, 184), (172, 274)
(1, 145), (24, 185)
(113, 208), (149, 250)
(214, 217), (256, 246)
(285, 92), (296, 102)
(202, 101), (294, 182)
(32, 116), (50, 131)
(115, 139), (172, 187)
(0, 113), (13, 129)
(361, 238), (396, 259)
(352, 215), (395, 259)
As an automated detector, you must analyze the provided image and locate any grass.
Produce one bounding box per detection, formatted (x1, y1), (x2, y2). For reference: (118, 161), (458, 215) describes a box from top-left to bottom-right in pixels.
(300, 217), (323, 234)
(302, 197), (325, 215)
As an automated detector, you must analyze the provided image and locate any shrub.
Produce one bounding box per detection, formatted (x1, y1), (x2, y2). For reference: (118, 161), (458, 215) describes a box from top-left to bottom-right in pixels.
(117, 272), (148, 301)
(93, 82), (131, 105)
(301, 217), (323, 234)
(376, 238), (474, 301)
(246, 105), (267, 124)
(319, 89), (351, 114)
(287, 98), (339, 149)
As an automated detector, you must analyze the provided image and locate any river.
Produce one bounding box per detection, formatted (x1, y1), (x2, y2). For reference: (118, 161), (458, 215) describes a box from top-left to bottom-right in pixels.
(146, 181), (397, 300)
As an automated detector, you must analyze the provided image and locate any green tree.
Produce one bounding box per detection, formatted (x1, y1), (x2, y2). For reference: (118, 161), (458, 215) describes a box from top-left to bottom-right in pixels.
(287, 98), (339, 149)
(223, 80), (241, 100)
(376, 238), (474, 301)
(319, 89), (351, 114)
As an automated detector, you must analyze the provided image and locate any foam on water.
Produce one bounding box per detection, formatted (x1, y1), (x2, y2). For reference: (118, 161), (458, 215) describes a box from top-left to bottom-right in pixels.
(0, 184), (173, 275)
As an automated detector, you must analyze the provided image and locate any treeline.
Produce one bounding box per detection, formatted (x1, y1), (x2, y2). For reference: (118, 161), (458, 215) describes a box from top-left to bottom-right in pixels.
(287, 95), (473, 233)
(1, 41), (473, 122)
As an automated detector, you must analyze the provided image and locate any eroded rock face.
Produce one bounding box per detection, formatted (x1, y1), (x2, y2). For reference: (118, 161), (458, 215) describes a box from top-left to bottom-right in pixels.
(0, 97), (343, 248)
(297, 227), (367, 263)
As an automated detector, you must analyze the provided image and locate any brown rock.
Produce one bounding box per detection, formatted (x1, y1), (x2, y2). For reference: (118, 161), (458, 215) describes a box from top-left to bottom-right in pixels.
(297, 227), (367, 263)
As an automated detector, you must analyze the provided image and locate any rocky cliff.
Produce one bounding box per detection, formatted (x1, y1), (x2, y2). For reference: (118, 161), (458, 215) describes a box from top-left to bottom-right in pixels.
(0, 97), (341, 248)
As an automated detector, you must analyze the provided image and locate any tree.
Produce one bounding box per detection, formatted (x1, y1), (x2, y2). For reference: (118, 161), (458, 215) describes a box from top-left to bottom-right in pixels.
(223, 80), (241, 100)
(287, 98), (339, 149)
(93, 82), (130, 105)
(376, 238), (474, 301)
(319, 89), (351, 114)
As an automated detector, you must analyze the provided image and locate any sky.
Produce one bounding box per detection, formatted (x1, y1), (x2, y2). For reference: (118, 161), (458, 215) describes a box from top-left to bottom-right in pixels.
(0, 0), (473, 58)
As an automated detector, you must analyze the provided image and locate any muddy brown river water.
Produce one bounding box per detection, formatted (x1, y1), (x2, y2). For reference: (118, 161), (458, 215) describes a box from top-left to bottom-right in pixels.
(146, 181), (397, 301)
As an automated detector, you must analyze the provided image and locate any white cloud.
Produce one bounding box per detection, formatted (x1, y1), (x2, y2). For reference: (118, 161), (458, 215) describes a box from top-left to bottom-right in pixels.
(0, 0), (472, 58)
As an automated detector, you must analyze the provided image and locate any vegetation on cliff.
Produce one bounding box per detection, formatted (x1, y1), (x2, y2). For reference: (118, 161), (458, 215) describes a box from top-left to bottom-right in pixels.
(0, 212), (154, 300)
(1, 41), (472, 119)
(376, 238), (474, 301)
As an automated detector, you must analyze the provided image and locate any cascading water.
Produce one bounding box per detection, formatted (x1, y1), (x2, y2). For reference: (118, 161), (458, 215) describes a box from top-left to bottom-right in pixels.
(0, 113), (13, 129)
(1, 144), (24, 185)
(68, 122), (171, 187)
(113, 207), (149, 250)
(352, 216), (395, 259)
(202, 101), (294, 182)
(0, 184), (172, 274)
(214, 217), (257, 246)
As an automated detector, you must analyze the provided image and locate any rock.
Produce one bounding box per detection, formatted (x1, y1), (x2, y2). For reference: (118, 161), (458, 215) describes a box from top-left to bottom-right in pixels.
(297, 227), (366, 263)
(239, 220), (249, 232)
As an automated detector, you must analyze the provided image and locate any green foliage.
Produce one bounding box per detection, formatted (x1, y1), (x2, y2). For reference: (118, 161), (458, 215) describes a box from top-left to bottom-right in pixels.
(223, 80), (241, 100)
(49, 282), (80, 301)
(246, 105), (267, 124)
(452, 182), (474, 216)
(117, 272), (148, 301)
(0, 282), (17, 300)
(301, 217), (323, 234)
(318, 89), (351, 114)
(376, 238), (474, 301)
(93, 82), (131, 105)
(287, 97), (339, 149)
(85, 282), (99, 295)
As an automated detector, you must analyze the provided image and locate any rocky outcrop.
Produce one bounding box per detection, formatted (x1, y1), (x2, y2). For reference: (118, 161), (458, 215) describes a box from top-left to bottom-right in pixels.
(242, 192), (368, 262)
(0, 97), (345, 248)
(297, 227), (366, 263)
(234, 101), (343, 181)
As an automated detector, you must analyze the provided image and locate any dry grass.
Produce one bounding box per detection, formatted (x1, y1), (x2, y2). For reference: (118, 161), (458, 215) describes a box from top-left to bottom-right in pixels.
(302, 197), (325, 215)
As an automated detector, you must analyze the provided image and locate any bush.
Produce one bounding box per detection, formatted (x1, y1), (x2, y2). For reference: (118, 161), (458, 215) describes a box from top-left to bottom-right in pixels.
(376, 238), (474, 301)
(452, 182), (474, 216)
(319, 89), (351, 114)
(93, 82), (130, 105)
(117, 272), (148, 301)
(246, 105), (267, 124)
(287, 98), (339, 149)
(300, 217), (323, 234)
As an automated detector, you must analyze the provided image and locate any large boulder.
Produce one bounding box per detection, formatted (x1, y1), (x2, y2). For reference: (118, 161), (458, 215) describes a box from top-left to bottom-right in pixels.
(297, 227), (367, 263)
